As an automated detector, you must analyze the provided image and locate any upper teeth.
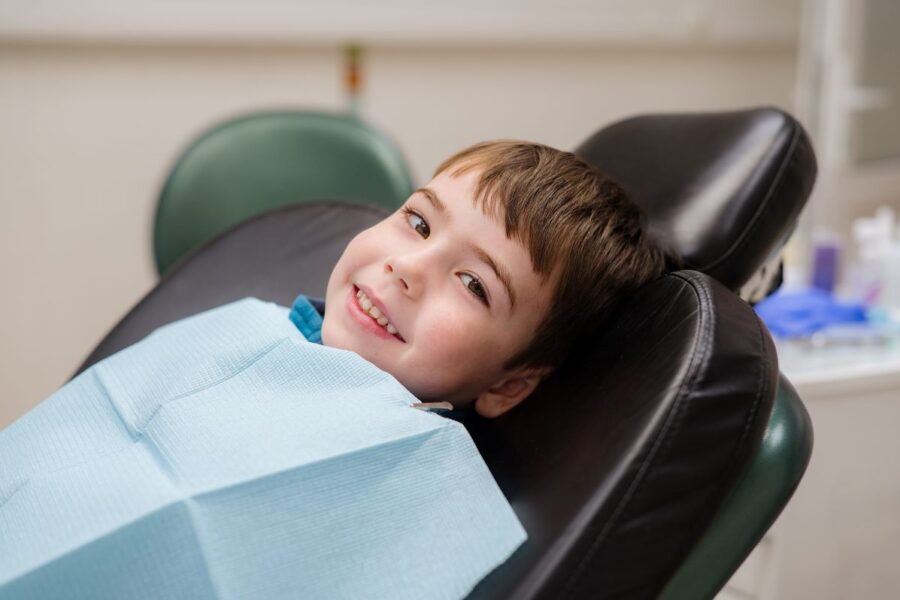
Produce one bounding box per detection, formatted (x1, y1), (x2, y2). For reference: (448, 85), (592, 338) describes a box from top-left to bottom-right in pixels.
(356, 289), (399, 336)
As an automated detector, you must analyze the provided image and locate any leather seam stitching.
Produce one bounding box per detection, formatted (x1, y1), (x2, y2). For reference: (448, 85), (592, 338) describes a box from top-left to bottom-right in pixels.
(729, 307), (770, 473)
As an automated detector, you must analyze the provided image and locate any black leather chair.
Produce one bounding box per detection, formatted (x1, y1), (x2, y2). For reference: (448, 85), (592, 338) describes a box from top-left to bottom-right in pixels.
(78, 107), (816, 599)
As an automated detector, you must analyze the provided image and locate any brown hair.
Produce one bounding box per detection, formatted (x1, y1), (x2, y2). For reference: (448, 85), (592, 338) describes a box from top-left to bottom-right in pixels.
(434, 140), (673, 371)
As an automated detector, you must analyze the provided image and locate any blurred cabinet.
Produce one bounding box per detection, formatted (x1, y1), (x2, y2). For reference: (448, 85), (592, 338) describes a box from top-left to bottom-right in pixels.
(796, 0), (900, 239)
(719, 345), (900, 599)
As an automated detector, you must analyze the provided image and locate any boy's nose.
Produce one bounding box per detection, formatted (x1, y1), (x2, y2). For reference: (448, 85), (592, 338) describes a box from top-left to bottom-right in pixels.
(384, 263), (408, 290)
(384, 258), (423, 298)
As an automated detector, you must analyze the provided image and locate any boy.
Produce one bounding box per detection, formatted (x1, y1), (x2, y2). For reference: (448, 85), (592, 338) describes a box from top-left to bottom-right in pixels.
(319, 139), (668, 416)
(0, 140), (669, 599)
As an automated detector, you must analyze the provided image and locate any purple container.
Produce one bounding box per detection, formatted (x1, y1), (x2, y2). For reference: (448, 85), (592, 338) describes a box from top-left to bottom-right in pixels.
(811, 243), (840, 293)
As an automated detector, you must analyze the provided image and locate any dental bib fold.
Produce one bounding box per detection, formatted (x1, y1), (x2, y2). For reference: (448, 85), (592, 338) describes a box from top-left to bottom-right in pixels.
(0, 298), (526, 600)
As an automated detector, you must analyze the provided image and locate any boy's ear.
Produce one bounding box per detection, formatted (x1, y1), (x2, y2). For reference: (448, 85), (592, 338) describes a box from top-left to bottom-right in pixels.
(474, 367), (553, 419)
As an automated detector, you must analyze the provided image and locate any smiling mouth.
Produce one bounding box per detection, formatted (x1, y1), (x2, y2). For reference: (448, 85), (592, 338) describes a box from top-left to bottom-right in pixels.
(353, 286), (405, 342)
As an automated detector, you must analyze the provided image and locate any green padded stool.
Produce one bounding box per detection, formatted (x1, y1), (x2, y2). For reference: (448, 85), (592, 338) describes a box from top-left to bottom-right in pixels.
(153, 110), (415, 275)
(660, 374), (814, 599)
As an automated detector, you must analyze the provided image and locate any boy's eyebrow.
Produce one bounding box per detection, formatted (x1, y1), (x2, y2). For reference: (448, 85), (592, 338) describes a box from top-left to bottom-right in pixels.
(467, 242), (517, 310)
(416, 187), (447, 214)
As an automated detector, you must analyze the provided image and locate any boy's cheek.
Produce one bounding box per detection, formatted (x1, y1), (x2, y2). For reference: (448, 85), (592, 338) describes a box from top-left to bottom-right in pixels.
(350, 224), (392, 255)
(413, 325), (503, 382)
(331, 229), (381, 275)
(419, 319), (475, 357)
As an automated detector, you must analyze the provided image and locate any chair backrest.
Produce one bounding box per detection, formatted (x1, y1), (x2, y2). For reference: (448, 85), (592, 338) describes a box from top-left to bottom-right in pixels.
(466, 268), (779, 599)
(153, 110), (415, 274)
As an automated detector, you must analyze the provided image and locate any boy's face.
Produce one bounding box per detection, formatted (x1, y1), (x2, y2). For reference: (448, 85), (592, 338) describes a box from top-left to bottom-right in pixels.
(321, 168), (554, 417)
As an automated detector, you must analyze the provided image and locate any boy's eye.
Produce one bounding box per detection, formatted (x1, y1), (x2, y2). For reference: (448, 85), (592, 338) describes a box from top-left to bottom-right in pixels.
(459, 273), (489, 306)
(403, 207), (430, 238)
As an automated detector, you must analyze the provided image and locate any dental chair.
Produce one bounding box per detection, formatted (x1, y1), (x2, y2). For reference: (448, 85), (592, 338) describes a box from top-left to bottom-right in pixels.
(78, 107), (816, 599)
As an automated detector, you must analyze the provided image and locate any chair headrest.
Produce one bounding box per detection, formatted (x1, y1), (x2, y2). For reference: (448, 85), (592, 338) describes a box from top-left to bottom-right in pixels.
(575, 107), (817, 291)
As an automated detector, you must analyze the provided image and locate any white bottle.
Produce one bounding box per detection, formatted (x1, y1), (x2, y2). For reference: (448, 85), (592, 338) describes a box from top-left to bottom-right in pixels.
(851, 207), (895, 306)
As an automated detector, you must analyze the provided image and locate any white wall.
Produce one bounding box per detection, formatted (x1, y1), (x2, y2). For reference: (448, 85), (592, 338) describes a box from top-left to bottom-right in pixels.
(0, 41), (798, 428)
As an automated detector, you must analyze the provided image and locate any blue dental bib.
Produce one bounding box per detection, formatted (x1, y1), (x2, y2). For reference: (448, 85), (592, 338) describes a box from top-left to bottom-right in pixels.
(0, 298), (525, 599)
